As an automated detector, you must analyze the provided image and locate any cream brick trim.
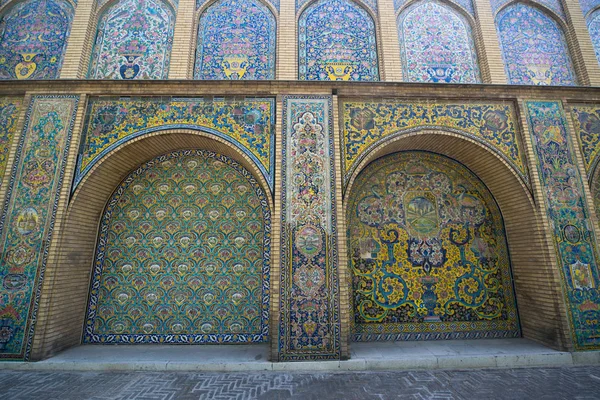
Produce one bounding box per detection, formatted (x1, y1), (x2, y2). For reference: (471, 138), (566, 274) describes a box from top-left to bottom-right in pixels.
(378, 0), (403, 81)
(169, 0), (197, 79)
(59, 0), (95, 79)
(473, 0), (508, 84)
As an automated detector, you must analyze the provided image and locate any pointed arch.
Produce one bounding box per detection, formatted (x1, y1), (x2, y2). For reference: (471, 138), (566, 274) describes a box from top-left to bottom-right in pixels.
(194, 0), (276, 80)
(298, 0), (380, 81)
(88, 0), (176, 79)
(495, 2), (577, 85)
(0, 0), (74, 79)
(397, 0), (481, 83)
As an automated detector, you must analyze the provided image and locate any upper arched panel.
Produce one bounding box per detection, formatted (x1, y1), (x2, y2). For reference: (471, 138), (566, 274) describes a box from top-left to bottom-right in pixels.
(194, 0), (276, 80)
(298, 0), (379, 81)
(88, 0), (176, 79)
(589, 9), (600, 66)
(397, 0), (480, 83)
(396, 0), (474, 16)
(496, 3), (577, 86)
(0, 0), (74, 79)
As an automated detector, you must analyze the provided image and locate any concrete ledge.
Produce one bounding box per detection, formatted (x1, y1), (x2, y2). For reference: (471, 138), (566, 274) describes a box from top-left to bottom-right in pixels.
(1, 339), (599, 372)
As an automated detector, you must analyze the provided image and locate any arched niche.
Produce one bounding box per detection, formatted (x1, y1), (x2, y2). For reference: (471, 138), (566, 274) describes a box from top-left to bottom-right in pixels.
(343, 130), (572, 350)
(31, 130), (273, 359)
(194, 0), (277, 80)
(88, 0), (176, 79)
(0, 0), (74, 79)
(397, 0), (481, 83)
(298, 0), (380, 81)
(495, 2), (577, 85)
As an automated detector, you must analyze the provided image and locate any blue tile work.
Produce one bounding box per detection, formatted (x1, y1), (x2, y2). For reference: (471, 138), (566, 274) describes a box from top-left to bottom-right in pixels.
(496, 3), (577, 85)
(84, 150), (271, 344)
(492, 0), (565, 20)
(200, 0), (277, 10)
(75, 97), (275, 192)
(299, 0), (379, 81)
(525, 101), (600, 350)
(587, 9), (600, 66)
(0, 0), (74, 80)
(580, 0), (599, 16)
(194, 0), (276, 80)
(395, 0), (474, 17)
(397, 0), (480, 83)
(279, 96), (341, 361)
(88, 0), (175, 79)
(297, 0), (376, 13)
(0, 96), (79, 360)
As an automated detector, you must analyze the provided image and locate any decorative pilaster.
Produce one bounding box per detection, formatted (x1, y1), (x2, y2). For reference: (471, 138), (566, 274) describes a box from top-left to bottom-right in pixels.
(169, 0), (197, 79)
(60, 0), (96, 78)
(277, 0), (296, 79)
(473, 0), (508, 84)
(0, 96), (79, 360)
(377, 0), (403, 81)
(277, 95), (342, 360)
(524, 100), (600, 350)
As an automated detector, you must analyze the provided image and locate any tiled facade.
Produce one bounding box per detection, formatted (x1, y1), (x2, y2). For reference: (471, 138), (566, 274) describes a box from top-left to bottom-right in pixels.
(0, 0), (600, 362)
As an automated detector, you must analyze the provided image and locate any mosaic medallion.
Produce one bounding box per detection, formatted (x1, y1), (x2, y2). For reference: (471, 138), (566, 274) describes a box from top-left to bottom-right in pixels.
(84, 150), (270, 343)
(348, 151), (520, 341)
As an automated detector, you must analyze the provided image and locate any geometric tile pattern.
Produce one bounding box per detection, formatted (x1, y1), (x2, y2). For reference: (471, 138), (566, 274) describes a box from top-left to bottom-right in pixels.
(496, 3), (576, 86)
(0, 98), (22, 190)
(341, 100), (527, 188)
(279, 96), (341, 360)
(2, 367), (600, 399)
(525, 101), (600, 350)
(88, 0), (175, 79)
(0, 96), (79, 360)
(194, 0), (276, 80)
(75, 97), (275, 192)
(84, 150), (270, 344)
(348, 152), (520, 341)
(298, 0), (379, 81)
(397, 0), (480, 83)
(0, 0), (74, 80)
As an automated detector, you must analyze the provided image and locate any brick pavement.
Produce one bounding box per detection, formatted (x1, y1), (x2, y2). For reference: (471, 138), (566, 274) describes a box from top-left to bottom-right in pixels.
(0, 366), (599, 400)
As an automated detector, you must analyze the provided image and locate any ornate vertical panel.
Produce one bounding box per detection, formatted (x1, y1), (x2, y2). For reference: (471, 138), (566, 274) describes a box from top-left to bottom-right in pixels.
(525, 101), (600, 350)
(279, 96), (341, 360)
(298, 0), (379, 81)
(0, 98), (22, 188)
(349, 152), (520, 341)
(397, 1), (480, 83)
(0, 0), (74, 80)
(0, 96), (79, 360)
(88, 0), (175, 79)
(194, 0), (276, 80)
(84, 150), (270, 343)
(496, 3), (576, 86)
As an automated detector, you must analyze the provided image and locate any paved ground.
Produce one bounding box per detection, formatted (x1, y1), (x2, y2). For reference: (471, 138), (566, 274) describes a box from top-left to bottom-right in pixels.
(0, 366), (600, 400)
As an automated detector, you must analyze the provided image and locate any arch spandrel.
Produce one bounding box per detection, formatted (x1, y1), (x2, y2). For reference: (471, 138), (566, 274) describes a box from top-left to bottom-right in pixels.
(347, 151), (520, 340)
(0, 0), (74, 80)
(341, 100), (528, 190)
(74, 97), (275, 193)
